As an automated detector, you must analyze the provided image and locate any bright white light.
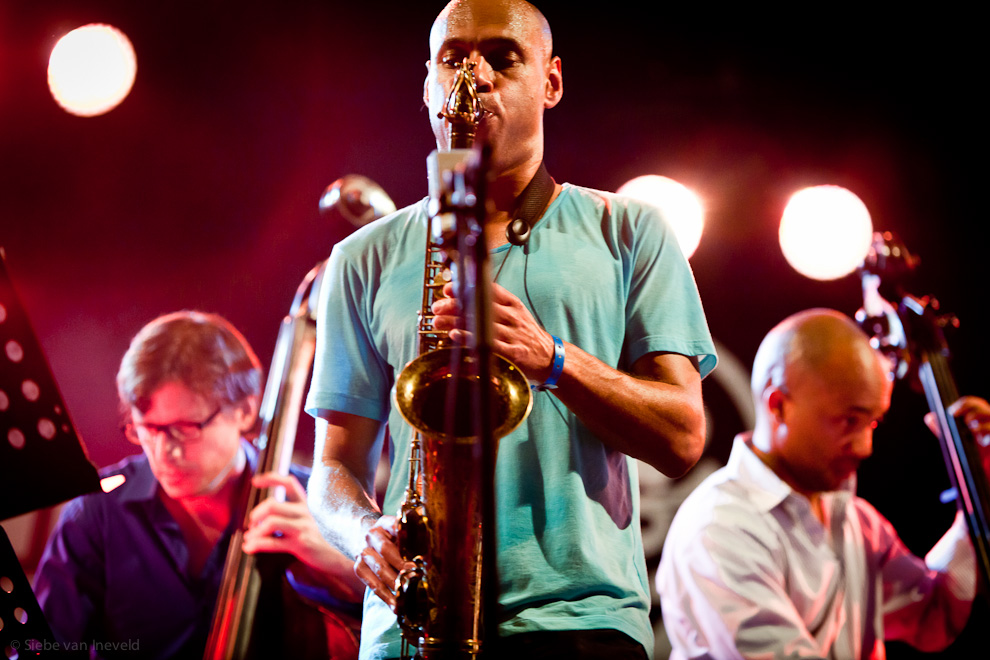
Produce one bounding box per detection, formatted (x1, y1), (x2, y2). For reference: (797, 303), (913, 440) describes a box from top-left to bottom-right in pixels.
(617, 175), (705, 258)
(779, 185), (873, 281)
(48, 24), (137, 117)
(100, 474), (127, 493)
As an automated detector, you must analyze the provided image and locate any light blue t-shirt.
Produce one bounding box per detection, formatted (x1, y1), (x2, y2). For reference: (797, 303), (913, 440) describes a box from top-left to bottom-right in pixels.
(306, 183), (717, 659)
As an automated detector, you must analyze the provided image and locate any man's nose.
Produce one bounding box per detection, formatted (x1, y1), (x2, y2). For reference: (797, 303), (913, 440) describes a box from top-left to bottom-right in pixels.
(468, 55), (494, 92)
(850, 429), (874, 460)
(150, 431), (183, 461)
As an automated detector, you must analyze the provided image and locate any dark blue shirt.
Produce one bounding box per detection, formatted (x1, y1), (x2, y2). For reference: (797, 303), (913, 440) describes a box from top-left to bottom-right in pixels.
(32, 441), (315, 659)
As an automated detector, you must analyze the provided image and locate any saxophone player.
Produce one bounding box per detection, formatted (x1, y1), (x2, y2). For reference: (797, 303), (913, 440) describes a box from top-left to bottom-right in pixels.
(307, 1), (716, 658)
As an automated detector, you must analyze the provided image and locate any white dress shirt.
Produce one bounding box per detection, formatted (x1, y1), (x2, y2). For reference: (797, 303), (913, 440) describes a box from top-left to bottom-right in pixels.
(656, 434), (976, 660)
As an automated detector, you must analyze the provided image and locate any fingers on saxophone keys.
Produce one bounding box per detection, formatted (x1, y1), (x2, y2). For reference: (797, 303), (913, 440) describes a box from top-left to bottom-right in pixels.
(367, 523), (406, 569)
(431, 299), (464, 330)
(355, 548), (398, 609)
(448, 329), (474, 345)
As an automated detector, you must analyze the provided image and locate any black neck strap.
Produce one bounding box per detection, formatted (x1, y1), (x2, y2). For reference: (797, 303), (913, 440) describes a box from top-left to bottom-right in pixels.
(506, 161), (555, 246)
(516, 161), (556, 226)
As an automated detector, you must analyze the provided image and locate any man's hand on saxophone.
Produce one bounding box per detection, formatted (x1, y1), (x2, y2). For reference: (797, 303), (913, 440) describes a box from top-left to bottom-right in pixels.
(432, 280), (706, 478)
(354, 514), (404, 611)
(432, 281), (557, 385)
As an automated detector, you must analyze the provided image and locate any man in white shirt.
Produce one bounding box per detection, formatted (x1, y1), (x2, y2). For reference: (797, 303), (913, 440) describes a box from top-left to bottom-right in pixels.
(656, 308), (987, 659)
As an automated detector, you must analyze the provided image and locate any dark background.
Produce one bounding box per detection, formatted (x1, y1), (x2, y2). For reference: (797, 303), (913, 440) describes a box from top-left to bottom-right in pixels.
(2, 1), (987, 656)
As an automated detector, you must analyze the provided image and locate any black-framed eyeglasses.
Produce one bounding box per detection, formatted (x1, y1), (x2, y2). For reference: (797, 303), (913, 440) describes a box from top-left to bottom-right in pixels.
(123, 406), (223, 446)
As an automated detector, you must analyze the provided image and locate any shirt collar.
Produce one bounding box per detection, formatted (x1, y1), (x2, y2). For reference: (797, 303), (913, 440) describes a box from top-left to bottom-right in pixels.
(726, 432), (793, 513)
(727, 432), (856, 514)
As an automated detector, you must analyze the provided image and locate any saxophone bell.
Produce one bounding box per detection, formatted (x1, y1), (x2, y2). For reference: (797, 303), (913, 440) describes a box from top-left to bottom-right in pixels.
(395, 347), (531, 442)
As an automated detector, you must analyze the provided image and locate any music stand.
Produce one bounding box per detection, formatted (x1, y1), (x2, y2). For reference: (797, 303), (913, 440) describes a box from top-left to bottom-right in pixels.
(1, 526), (62, 658)
(1, 248), (100, 657)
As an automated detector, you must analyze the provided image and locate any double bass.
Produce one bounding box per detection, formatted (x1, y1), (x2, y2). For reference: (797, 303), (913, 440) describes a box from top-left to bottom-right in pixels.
(204, 176), (396, 659)
(856, 231), (990, 596)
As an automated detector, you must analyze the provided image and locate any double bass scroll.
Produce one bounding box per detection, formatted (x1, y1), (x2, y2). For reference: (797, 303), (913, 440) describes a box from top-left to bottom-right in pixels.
(856, 231), (990, 597)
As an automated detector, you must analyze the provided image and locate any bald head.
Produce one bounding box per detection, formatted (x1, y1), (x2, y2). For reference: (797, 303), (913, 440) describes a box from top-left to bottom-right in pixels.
(431, 0), (553, 62)
(752, 309), (884, 405)
(424, 0), (562, 174)
(750, 309), (893, 495)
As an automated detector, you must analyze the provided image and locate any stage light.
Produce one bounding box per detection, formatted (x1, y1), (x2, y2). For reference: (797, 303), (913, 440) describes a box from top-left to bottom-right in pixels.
(617, 175), (704, 258)
(100, 474), (127, 493)
(779, 185), (873, 281)
(48, 24), (137, 117)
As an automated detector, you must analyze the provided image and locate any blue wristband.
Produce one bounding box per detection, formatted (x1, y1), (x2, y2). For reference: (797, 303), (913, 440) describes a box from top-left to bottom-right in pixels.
(533, 335), (564, 391)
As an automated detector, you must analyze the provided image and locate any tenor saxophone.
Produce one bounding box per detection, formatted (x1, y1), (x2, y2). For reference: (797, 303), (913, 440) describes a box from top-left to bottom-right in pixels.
(392, 59), (533, 659)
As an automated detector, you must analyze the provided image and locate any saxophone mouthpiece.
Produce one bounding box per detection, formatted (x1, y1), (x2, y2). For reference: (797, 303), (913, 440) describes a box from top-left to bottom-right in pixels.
(441, 59), (484, 149)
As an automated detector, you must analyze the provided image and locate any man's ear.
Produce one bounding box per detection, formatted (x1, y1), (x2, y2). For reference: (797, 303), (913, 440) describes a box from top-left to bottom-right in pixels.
(544, 56), (563, 109)
(765, 387), (787, 424)
(423, 60), (432, 106)
(235, 395), (260, 433)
